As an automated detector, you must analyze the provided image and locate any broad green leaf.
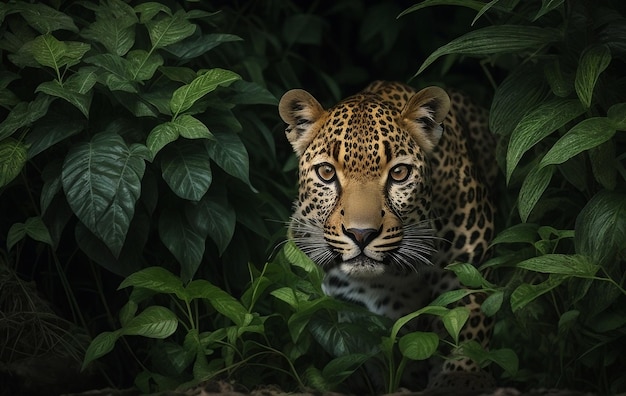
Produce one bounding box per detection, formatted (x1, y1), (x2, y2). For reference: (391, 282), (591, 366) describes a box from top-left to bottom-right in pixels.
(442, 307), (470, 344)
(320, 354), (371, 387)
(62, 133), (149, 257)
(490, 223), (539, 246)
(185, 280), (248, 326)
(0, 138), (27, 187)
(135, 2), (172, 23)
(81, 17), (136, 56)
(82, 330), (122, 370)
(146, 10), (196, 49)
(481, 291), (504, 317)
(515, 254), (599, 277)
(506, 99), (585, 182)
(607, 102), (626, 130)
(158, 207), (205, 282)
(175, 114), (212, 140)
(14, 3), (78, 33)
(0, 95), (55, 140)
(161, 140), (212, 201)
(122, 306), (178, 338)
(30, 34), (90, 71)
(23, 217), (53, 246)
(446, 263), (486, 288)
(309, 315), (383, 357)
(270, 287), (301, 309)
(164, 33), (243, 61)
(188, 193), (236, 255)
(170, 68), (240, 116)
(127, 50), (164, 81)
(510, 275), (565, 312)
(533, 0), (564, 21)
(575, 191), (626, 267)
(575, 45), (611, 108)
(398, 0), (490, 17)
(483, 348), (519, 376)
(543, 60), (572, 97)
(415, 26), (559, 76)
(85, 54), (133, 86)
(147, 123), (179, 158)
(104, 73), (137, 93)
(65, 68), (98, 95)
(539, 117), (615, 168)
(518, 164), (554, 222)
(36, 80), (92, 118)
(119, 266), (185, 297)
(205, 131), (254, 190)
(430, 289), (474, 307)
(399, 331), (439, 360)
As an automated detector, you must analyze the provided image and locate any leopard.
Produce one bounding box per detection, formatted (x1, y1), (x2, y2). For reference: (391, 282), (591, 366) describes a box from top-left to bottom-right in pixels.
(278, 80), (498, 392)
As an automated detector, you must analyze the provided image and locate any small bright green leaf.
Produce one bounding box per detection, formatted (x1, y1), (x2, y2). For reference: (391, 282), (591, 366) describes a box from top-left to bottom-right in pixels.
(119, 266), (185, 297)
(506, 99), (585, 182)
(415, 26), (559, 76)
(170, 68), (240, 116)
(174, 115), (212, 140)
(161, 140), (212, 201)
(284, 240), (319, 274)
(575, 44), (611, 108)
(62, 133), (149, 257)
(540, 117), (615, 168)
(446, 263), (485, 288)
(0, 138), (27, 188)
(205, 131), (254, 190)
(14, 3), (78, 33)
(607, 102), (626, 130)
(127, 50), (164, 81)
(510, 275), (566, 312)
(518, 164), (554, 222)
(481, 291), (504, 317)
(146, 10), (196, 49)
(399, 331), (439, 360)
(442, 307), (470, 344)
(82, 330), (122, 370)
(123, 306), (178, 338)
(147, 123), (179, 158)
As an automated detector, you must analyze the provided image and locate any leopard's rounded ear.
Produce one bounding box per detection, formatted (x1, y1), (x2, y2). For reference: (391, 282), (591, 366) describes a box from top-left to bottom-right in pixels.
(279, 89), (326, 157)
(401, 86), (451, 153)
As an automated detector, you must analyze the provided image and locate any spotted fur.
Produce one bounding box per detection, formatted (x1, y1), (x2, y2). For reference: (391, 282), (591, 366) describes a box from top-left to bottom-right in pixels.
(279, 81), (497, 390)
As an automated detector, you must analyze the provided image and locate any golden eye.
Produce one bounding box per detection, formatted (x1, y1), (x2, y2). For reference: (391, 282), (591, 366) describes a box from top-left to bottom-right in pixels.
(315, 163), (336, 182)
(389, 164), (410, 183)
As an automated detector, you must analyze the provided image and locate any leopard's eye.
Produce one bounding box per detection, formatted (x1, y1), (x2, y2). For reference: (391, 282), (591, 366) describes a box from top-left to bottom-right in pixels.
(389, 164), (410, 183)
(315, 163), (336, 182)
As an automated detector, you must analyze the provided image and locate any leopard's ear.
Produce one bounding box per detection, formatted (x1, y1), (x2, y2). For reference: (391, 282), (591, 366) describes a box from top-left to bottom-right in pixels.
(279, 89), (326, 157)
(400, 86), (451, 153)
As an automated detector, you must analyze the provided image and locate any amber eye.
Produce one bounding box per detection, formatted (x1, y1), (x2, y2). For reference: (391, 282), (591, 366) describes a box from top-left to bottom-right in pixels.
(389, 164), (410, 183)
(315, 163), (336, 182)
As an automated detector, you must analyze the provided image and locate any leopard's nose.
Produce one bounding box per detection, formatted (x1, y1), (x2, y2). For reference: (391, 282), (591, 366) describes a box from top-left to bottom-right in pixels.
(343, 226), (380, 249)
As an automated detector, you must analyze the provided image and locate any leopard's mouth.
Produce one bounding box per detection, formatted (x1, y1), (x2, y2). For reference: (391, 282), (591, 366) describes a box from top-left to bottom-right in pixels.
(337, 254), (387, 278)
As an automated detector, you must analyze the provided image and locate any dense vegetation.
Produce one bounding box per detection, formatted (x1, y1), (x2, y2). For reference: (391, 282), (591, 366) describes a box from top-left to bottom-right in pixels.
(1, 0), (624, 395)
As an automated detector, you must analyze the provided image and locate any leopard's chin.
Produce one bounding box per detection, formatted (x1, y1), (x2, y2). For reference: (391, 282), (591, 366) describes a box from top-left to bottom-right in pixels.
(337, 254), (387, 278)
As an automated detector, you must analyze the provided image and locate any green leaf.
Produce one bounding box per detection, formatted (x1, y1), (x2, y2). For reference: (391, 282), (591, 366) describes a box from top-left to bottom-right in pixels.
(164, 33), (243, 61)
(0, 138), (27, 188)
(122, 306), (178, 338)
(442, 307), (470, 344)
(320, 354), (371, 387)
(0, 95), (55, 141)
(170, 68), (240, 116)
(127, 50), (164, 81)
(81, 17), (136, 56)
(481, 291), (504, 317)
(205, 131), (254, 190)
(159, 66), (197, 84)
(62, 133), (149, 257)
(398, 0), (489, 17)
(533, 0), (564, 21)
(14, 3), (78, 33)
(119, 266), (185, 298)
(85, 54), (134, 92)
(589, 140), (616, 190)
(158, 207), (205, 283)
(135, 2), (172, 23)
(516, 254), (599, 277)
(146, 10), (196, 49)
(510, 275), (567, 312)
(82, 330), (122, 370)
(65, 68), (98, 95)
(415, 26), (559, 76)
(185, 280), (248, 326)
(399, 331), (439, 360)
(146, 122), (179, 158)
(161, 140), (212, 201)
(119, 301), (138, 328)
(36, 80), (92, 118)
(607, 102), (626, 130)
(539, 117), (615, 168)
(490, 223), (539, 246)
(445, 263), (486, 288)
(575, 45), (611, 108)
(575, 191), (626, 267)
(506, 99), (585, 182)
(543, 60), (572, 97)
(518, 164), (554, 222)
(188, 193), (236, 255)
(430, 289), (474, 307)
(175, 114), (212, 140)
(30, 34), (90, 71)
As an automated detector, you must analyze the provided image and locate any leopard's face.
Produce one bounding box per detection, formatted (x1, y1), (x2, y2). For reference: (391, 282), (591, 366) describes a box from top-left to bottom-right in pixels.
(280, 86), (450, 278)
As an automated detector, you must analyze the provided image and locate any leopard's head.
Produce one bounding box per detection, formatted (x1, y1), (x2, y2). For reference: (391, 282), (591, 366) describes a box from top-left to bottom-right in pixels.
(280, 86), (450, 278)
